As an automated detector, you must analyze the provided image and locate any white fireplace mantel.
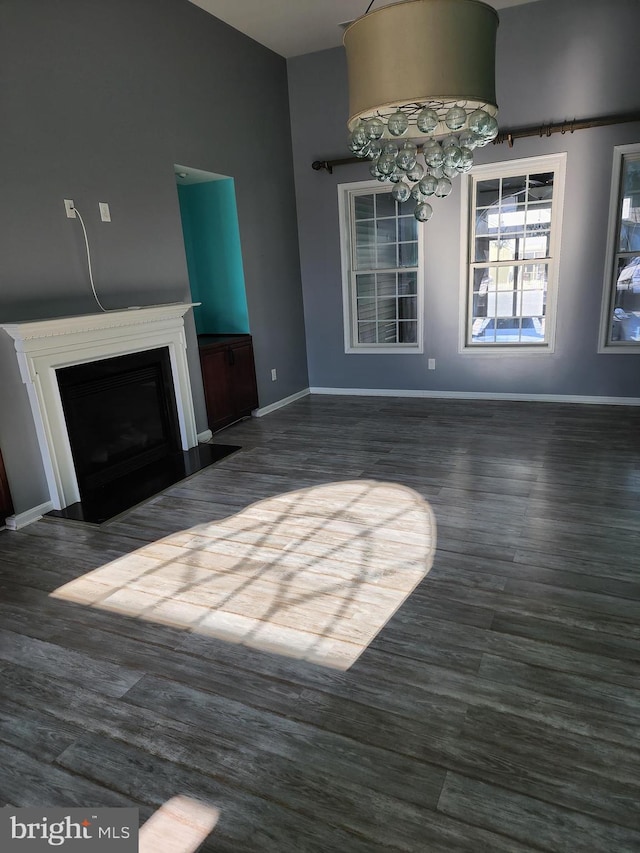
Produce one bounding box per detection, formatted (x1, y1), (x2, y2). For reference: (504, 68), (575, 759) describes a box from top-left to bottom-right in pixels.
(1, 303), (200, 510)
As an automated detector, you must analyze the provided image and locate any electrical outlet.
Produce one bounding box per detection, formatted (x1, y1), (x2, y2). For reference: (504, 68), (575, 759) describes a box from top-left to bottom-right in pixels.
(428, 358), (436, 370)
(271, 368), (277, 381)
(99, 202), (111, 222)
(64, 199), (76, 218)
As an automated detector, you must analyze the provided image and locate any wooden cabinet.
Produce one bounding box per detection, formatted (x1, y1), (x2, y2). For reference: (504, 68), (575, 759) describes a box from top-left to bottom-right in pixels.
(198, 334), (259, 432)
(0, 448), (13, 525)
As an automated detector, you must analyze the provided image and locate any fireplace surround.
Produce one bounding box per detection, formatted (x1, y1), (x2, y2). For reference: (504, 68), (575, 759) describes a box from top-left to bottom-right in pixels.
(1, 303), (200, 512)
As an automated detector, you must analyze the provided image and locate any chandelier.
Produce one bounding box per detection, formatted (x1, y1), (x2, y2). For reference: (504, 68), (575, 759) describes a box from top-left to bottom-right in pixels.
(344, 0), (499, 221)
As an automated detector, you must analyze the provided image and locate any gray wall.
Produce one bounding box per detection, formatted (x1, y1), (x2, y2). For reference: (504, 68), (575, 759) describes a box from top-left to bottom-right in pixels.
(287, 0), (640, 395)
(0, 0), (308, 513)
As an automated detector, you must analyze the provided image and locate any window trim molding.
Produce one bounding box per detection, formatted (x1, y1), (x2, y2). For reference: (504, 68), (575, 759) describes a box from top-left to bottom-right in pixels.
(458, 152), (567, 356)
(338, 179), (425, 355)
(597, 142), (640, 354)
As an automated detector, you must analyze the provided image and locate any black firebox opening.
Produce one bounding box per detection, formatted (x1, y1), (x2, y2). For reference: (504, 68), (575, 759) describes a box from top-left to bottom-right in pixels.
(57, 347), (182, 494)
(52, 347), (241, 525)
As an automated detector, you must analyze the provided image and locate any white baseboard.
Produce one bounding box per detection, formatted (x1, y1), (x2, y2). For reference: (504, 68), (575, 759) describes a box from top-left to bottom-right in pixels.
(252, 388), (311, 418)
(5, 501), (55, 531)
(309, 387), (640, 406)
(197, 429), (213, 443)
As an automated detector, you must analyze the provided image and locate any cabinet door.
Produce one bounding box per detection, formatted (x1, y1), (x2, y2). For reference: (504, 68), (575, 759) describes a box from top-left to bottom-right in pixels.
(231, 343), (259, 415)
(200, 348), (235, 430)
(0, 449), (13, 524)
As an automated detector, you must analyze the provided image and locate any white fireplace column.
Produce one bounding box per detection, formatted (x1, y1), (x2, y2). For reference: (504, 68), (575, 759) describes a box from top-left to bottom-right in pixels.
(1, 303), (200, 510)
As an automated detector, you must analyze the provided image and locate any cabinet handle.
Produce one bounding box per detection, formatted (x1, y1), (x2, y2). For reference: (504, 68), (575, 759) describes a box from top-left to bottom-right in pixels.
(228, 347), (235, 366)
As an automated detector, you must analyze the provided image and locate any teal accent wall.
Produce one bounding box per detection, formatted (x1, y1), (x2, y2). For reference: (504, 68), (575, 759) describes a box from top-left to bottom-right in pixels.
(177, 179), (250, 335)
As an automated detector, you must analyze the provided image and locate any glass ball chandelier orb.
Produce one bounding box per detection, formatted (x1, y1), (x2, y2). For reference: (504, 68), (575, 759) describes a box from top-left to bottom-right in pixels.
(344, 0), (499, 222)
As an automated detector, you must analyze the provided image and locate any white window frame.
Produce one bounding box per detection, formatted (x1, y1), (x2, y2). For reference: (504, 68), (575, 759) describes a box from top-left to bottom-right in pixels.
(338, 179), (425, 354)
(459, 153), (566, 355)
(598, 143), (640, 353)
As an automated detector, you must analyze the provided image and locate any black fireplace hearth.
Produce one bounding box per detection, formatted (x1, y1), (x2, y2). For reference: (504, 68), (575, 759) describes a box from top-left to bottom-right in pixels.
(47, 442), (239, 524)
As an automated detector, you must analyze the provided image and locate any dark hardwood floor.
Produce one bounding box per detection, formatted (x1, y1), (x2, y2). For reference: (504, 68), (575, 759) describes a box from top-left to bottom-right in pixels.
(1, 395), (640, 851)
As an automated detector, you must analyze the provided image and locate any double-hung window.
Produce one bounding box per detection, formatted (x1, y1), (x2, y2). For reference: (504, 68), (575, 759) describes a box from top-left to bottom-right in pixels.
(339, 180), (424, 353)
(599, 143), (640, 350)
(461, 153), (566, 352)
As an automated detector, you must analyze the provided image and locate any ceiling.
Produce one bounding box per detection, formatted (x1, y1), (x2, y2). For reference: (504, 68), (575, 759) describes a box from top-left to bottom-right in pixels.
(187, 0), (542, 58)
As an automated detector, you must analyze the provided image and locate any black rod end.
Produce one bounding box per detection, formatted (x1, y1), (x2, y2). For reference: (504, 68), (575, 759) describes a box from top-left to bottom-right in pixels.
(312, 160), (333, 174)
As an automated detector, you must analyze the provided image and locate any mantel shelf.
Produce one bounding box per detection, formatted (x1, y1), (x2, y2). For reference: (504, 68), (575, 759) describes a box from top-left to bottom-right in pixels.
(1, 303), (199, 346)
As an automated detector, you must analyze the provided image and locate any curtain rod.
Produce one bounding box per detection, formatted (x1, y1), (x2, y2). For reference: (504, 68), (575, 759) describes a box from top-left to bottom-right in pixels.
(311, 110), (640, 173)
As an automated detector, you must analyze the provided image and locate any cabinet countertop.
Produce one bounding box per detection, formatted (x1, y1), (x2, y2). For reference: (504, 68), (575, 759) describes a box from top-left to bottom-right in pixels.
(198, 333), (252, 349)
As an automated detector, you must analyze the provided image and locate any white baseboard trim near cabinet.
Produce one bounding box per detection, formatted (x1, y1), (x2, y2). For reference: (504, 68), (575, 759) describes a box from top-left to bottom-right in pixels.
(252, 388), (311, 418)
(309, 387), (640, 406)
(5, 501), (55, 531)
(197, 429), (213, 443)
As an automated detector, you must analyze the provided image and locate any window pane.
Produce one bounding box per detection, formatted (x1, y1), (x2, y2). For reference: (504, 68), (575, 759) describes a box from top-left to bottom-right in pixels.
(471, 317), (495, 343)
(356, 220), (375, 246)
(398, 296), (417, 320)
(615, 255), (640, 295)
(354, 194), (374, 220)
(355, 274), (375, 297)
(528, 172), (554, 202)
(524, 202), (553, 226)
(376, 273), (396, 297)
(619, 157), (640, 252)
(357, 322), (376, 343)
(355, 244), (375, 269)
(475, 205), (495, 238)
(476, 179), (500, 212)
(475, 237), (491, 263)
(520, 289), (545, 317)
(611, 255), (640, 341)
(472, 268), (491, 319)
(499, 202), (527, 234)
(356, 298), (376, 321)
(522, 232), (550, 259)
(501, 175), (527, 203)
(399, 241), (418, 267)
(376, 193), (396, 218)
(377, 298), (397, 321)
(496, 266), (513, 291)
(491, 238), (517, 262)
(398, 272), (417, 295)
(521, 263), (548, 301)
(398, 216), (418, 242)
(496, 317), (522, 342)
(494, 289), (515, 316)
(376, 218), (396, 244)
(378, 322), (397, 342)
(376, 242), (397, 269)
(399, 321), (418, 343)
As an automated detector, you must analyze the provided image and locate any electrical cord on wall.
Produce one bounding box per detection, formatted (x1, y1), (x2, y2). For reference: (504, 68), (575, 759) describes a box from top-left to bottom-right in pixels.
(72, 205), (108, 313)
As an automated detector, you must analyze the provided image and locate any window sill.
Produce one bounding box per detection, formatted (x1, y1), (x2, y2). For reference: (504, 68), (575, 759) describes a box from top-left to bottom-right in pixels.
(459, 343), (554, 356)
(345, 344), (424, 355)
(597, 342), (640, 354)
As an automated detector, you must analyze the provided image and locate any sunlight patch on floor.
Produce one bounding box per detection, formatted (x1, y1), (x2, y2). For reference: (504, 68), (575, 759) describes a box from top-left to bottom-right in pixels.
(139, 796), (220, 853)
(50, 480), (436, 669)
